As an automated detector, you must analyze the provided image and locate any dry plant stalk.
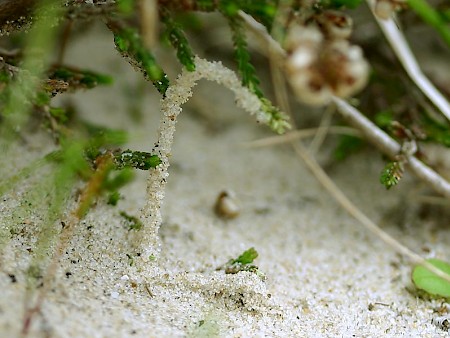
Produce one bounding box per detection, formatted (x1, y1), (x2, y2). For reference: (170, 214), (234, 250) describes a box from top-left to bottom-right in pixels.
(138, 56), (275, 260)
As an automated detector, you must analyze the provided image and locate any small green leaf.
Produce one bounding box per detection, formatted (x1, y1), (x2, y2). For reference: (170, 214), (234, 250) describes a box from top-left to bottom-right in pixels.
(220, 247), (264, 279)
(234, 247), (258, 265)
(113, 150), (161, 170)
(412, 258), (450, 298)
(380, 161), (403, 189)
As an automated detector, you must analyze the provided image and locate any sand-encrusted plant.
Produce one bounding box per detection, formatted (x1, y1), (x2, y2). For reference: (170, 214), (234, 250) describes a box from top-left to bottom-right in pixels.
(1, 0), (450, 333)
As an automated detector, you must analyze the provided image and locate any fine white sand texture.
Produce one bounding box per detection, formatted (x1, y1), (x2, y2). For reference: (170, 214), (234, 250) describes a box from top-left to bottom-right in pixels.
(1, 25), (450, 338)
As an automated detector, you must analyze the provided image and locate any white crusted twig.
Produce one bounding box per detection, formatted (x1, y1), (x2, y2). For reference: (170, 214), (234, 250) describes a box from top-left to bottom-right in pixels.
(138, 56), (281, 260)
(366, 0), (450, 122)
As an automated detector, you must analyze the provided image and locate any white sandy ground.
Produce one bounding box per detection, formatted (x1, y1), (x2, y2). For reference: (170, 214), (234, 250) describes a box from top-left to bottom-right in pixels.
(1, 24), (450, 337)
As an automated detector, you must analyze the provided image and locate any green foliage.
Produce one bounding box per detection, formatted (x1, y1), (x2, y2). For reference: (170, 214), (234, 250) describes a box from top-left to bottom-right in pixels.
(83, 127), (128, 161)
(220, 247), (264, 278)
(116, 0), (135, 15)
(0, 0), (61, 142)
(228, 15), (264, 98)
(120, 211), (143, 231)
(374, 110), (395, 129)
(49, 107), (69, 124)
(161, 9), (196, 72)
(113, 26), (169, 95)
(34, 91), (51, 106)
(442, 9), (450, 22)
(51, 67), (113, 89)
(113, 149), (161, 170)
(227, 16), (290, 134)
(334, 135), (364, 160)
(260, 98), (291, 134)
(420, 114), (450, 147)
(233, 247), (258, 265)
(0, 69), (11, 83)
(219, 0), (277, 29)
(319, 0), (363, 9)
(380, 161), (404, 189)
(107, 191), (121, 206)
(412, 258), (450, 298)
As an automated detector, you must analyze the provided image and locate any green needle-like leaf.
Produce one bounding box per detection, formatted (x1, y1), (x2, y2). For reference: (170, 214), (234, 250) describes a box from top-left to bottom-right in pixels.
(161, 9), (196, 72)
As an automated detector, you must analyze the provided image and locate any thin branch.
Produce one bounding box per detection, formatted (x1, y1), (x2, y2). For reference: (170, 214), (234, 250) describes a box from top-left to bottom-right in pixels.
(332, 97), (450, 200)
(366, 0), (450, 122)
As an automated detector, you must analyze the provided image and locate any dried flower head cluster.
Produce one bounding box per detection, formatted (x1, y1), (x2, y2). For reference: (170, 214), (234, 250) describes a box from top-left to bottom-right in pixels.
(285, 11), (369, 106)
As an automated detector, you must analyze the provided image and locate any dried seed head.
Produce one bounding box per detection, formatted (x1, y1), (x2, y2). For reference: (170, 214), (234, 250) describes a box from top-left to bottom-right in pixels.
(316, 10), (353, 40)
(285, 26), (369, 106)
(285, 26), (323, 53)
(214, 190), (240, 219)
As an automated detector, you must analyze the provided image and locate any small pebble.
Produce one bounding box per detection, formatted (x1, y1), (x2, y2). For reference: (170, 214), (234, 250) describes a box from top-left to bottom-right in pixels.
(214, 190), (240, 219)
